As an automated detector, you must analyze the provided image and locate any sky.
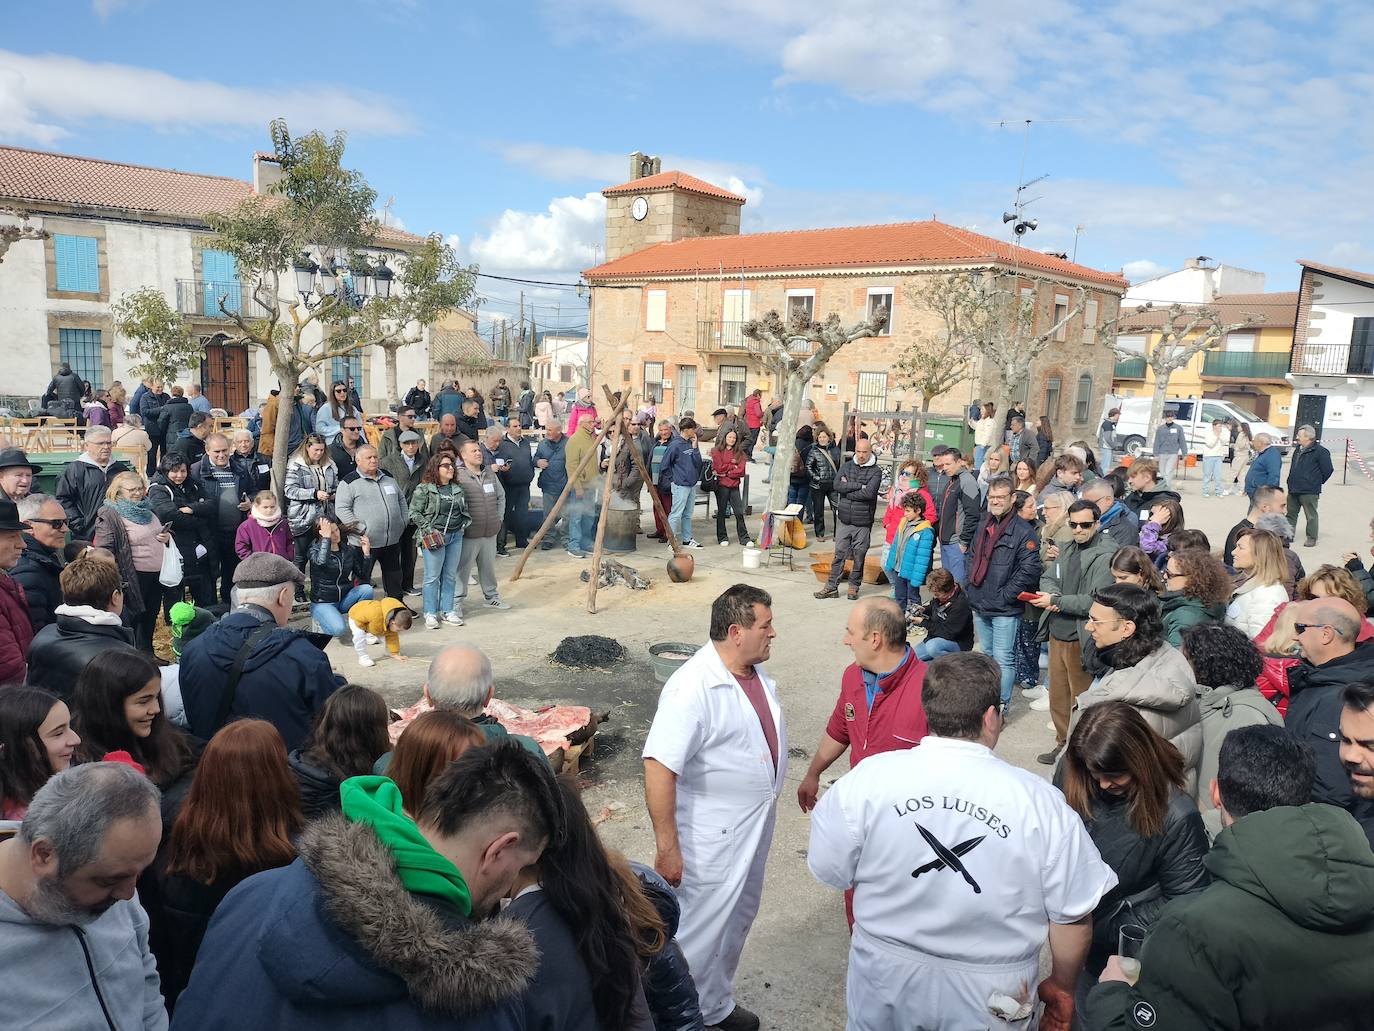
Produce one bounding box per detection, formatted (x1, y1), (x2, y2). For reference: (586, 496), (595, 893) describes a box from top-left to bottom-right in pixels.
(4, 0), (1373, 336)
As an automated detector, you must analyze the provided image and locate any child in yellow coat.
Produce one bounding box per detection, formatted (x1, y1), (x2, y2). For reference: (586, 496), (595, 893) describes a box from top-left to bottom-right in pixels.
(347, 596), (414, 667)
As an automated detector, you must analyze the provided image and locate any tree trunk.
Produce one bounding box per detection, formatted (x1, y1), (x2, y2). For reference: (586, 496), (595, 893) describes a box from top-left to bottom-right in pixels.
(766, 372), (807, 514)
(1146, 369), (1172, 457)
(384, 343), (401, 409)
(269, 358), (303, 501)
(915, 395), (932, 460)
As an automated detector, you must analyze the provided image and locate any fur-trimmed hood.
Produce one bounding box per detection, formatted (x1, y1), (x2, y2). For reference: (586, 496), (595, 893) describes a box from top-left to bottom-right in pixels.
(266, 813), (538, 1015)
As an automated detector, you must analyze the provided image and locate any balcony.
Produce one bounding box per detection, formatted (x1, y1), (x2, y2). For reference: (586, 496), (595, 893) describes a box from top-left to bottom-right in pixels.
(1114, 358), (1147, 379)
(696, 320), (813, 355)
(1200, 351), (1290, 381)
(1292, 342), (1374, 377)
(175, 279), (273, 319)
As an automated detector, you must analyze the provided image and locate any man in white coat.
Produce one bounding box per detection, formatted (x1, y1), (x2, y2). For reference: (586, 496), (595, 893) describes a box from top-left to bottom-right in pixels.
(643, 583), (785, 1031)
(807, 651), (1117, 1031)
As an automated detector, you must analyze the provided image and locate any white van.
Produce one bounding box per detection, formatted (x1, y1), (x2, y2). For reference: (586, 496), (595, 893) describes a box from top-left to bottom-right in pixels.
(1101, 396), (1289, 458)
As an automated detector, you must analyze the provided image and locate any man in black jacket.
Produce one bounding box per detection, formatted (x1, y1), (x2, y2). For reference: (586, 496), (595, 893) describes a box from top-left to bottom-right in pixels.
(1082, 479), (1139, 549)
(43, 361), (85, 420)
(137, 378), (170, 475)
(54, 428), (130, 540)
(193, 433), (255, 604)
(816, 437), (883, 601)
(157, 385), (194, 444)
(455, 396), (485, 443)
(490, 423), (535, 556)
(26, 548), (135, 702)
(1285, 425), (1333, 547)
(328, 416), (365, 478)
(966, 474), (1043, 713)
(932, 447), (980, 586)
(12, 494), (67, 634)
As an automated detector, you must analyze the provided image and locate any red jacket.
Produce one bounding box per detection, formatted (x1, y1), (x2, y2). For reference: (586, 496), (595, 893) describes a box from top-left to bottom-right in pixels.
(710, 449), (747, 489)
(0, 572), (32, 686)
(825, 646), (928, 766)
(744, 394), (764, 430)
(1255, 603), (1374, 716)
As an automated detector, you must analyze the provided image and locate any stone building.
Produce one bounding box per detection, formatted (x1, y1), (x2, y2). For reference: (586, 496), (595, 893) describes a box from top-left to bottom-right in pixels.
(583, 155), (1128, 440)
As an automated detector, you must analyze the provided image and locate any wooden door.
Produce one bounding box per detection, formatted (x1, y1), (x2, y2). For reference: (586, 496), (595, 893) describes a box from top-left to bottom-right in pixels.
(201, 338), (249, 414)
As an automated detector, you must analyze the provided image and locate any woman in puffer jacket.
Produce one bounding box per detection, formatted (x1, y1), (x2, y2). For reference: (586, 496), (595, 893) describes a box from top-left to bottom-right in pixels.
(1070, 582), (1203, 796)
(148, 453), (215, 613)
(627, 859), (705, 1030)
(805, 427), (841, 539)
(283, 434), (338, 578)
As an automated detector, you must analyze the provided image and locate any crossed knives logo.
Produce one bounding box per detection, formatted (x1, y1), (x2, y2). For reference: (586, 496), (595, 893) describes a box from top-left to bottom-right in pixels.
(910, 823), (984, 894)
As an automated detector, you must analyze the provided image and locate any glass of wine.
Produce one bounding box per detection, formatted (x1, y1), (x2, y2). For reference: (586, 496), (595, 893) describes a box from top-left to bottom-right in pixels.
(1119, 924), (1146, 985)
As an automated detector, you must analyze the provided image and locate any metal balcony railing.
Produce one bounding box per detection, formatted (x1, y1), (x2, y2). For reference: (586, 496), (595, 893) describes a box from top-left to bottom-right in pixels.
(1201, 351), (1291, 380)
(175, 279), (273, 319)
(1114, 358), (1147, 379)
(1292, 342), (1374, 377)
(696, 321), (812, 354)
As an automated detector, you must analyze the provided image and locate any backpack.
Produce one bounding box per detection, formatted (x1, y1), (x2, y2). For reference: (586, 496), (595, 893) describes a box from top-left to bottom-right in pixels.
(700, 455), (718, 491)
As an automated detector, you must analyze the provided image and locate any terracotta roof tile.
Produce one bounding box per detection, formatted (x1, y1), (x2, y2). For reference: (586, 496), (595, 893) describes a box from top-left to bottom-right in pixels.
(1299, 260), (1374, 289)
(1121, 291), (1298, 330)
(584, 218), (1127, 288)
(0, 144), (424, 247)
(602, 170), (747, 204)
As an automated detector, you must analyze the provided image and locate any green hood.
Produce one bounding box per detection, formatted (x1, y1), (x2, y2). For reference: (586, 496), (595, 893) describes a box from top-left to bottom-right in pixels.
(1161, 591), (1227, 622)
(1210, 804), (1374, 932)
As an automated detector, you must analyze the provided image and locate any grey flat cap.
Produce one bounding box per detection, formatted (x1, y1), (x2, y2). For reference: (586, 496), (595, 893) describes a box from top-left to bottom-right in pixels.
(233, 551), (305, 588)
(399, 430), (423, 443)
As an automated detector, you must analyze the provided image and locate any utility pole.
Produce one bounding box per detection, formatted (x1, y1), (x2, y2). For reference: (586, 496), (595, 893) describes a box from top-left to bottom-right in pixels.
(518, 290), (525, 365)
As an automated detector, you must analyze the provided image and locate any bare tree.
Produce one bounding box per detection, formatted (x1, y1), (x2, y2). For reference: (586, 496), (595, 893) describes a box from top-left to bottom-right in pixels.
(975, 272), (1086, 403)
(893, 274), (979, 457)
(741, 308), (888, 513)
(1100, 303), (1260, 453)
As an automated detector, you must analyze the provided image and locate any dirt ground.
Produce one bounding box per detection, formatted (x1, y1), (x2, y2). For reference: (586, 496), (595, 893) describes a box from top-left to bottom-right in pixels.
(325, 458), (1374, 1031)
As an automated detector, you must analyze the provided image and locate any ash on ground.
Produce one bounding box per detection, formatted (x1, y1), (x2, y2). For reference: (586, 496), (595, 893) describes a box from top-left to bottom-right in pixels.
(551, 635), (628, 669)
(578, 558), (651, 591)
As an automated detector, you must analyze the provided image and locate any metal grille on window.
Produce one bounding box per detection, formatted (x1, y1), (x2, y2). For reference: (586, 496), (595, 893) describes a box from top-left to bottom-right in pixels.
(1044, 376), (1062, 423)
(1074, 374), (1093, 423)
(332, 355), (362, 391)
(719, 365), (747, 406)
(857, 371), (888, 413)
(643, 361), (665, 404)
(677, 365), (697, 415)
(58, 328), (103, 390)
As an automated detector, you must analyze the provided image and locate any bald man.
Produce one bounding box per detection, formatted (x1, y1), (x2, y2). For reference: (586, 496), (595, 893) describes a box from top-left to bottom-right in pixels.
(1286, 598), (1374, 810)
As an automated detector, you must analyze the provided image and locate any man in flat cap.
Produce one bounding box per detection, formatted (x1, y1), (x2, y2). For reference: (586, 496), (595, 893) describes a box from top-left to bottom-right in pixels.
(178, 552), (341, 749)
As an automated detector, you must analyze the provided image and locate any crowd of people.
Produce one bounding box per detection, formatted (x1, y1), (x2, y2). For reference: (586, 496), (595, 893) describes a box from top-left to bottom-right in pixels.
(3, 369), (1374, 1031)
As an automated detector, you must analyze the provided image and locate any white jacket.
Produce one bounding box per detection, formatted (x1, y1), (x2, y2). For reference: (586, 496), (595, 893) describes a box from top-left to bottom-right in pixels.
(1226, 579), (1289, 639)
(1202, 430), (1229, 458)
(974, 418), (1001, 448)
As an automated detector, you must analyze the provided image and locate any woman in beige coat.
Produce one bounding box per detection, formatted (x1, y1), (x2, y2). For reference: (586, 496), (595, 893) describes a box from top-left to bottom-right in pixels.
(1070, 581), (1203, 796)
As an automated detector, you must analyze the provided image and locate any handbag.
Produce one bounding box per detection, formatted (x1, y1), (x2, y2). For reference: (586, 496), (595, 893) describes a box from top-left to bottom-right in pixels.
(421, 529), (446, 551)
(158, 539), (184, 588)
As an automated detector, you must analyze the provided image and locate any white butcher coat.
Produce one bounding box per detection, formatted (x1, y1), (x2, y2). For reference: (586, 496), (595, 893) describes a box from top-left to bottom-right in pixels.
(808, 736), (1117, 1030)
(643, 642), (787, 1025)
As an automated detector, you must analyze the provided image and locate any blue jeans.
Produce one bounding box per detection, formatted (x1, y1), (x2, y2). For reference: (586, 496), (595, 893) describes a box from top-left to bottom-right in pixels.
(940, 542), (967, 586)
(541, 489), (566, 544)
(1201, 455), (1223, 495)
(915, 637), (961, 662)
(670, 483), (697, 542)
(974, 612), (1020, 706)
(1100, 446), (1114, 471)
(566, 488), (598, 553)
(421, 531), (464, 615)
(892, 574), (917, 612)
(974, 444), (987, 470)
(312, 584), (376, 637)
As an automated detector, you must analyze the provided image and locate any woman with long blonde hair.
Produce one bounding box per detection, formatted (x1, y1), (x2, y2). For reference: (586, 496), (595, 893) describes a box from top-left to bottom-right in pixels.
(1225, 529), (1291, 639)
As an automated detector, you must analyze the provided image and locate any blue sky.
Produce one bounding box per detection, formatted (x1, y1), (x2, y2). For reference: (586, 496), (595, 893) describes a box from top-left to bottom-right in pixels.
(5, 0), (1373, 334)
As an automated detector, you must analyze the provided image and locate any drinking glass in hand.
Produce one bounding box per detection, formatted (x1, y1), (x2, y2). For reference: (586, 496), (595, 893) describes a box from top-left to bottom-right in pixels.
(1119, 924), (1145, 985)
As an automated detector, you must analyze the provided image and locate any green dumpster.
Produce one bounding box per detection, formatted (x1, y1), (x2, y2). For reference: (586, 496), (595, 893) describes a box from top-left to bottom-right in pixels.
(33, 452), (81, 497)
(919, 415), (968, 456)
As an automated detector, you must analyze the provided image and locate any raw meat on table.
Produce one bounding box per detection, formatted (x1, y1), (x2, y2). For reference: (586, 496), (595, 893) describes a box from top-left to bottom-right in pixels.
(389, 696), (594, 755)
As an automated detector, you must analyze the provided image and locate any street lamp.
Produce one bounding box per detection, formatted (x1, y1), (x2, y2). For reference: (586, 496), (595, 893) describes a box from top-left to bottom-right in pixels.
(353, 257), (375, 300)
(318, 258), (340, 297)
(373, 258), (393, 299)
(292, 253), (319, 299)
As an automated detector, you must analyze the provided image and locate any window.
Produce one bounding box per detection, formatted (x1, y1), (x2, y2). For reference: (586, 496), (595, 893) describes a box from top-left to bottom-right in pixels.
(202, 249), (241, 315)
(559, 364), (576, 382)
(1081, 298), (1099, 344)
(1073, 374), (1093, 423)
(856, 371), (888, 413)
(1225, 331), (1256, 353)
(58, 328), (104, 390)
(54, 234), (99, 293)
(785, 290), (815, 323)
(721, 289), (752, 348)
(643, 361), (665, 403)
(646, 290), (667, 332)
(1348, 318), (1374, 376)
(866, 289), (893, 335)
(1044, 375), (1062, 422)
(331, 355), (362, 393)
(677, 365), (697, 415)
(719, 365), (747, 406)
(1116, 333), (1147, 355)
(1053, 294), (1069, 340)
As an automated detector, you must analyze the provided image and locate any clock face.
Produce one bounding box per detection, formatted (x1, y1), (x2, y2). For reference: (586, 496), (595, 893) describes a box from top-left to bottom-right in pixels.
(631, 196), (649, 221)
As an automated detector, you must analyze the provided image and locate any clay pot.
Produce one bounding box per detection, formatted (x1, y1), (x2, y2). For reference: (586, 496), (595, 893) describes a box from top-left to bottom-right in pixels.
(666, 552), (695, 583)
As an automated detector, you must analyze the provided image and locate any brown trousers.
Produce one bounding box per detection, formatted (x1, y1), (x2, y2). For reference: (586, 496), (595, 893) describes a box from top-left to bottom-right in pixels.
(1049, 636), (1094, 746)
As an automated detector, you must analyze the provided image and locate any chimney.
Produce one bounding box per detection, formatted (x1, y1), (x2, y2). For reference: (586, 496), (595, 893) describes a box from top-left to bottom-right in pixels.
(627, 151), (661, 181)
(253, 152), (283, 195)
(1183, 257), (1200, 269)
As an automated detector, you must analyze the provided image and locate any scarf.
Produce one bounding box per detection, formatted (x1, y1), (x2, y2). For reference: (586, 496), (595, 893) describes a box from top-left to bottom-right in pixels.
(339, 776), (472, 916)
(253, 512), (282, 530)
(109, 498), (153, 524)
(969, 512), (1011, 587)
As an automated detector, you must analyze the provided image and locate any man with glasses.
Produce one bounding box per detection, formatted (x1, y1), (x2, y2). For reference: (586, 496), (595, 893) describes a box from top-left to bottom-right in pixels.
(966, 474), (1043, 715)
(377, 405), (430, 467)
(56, 427), (130, 540)
(193, 432), (256, 605)
(12, 494), (68, 633)
(1285, 597), (1374, 811)
(1028, 499), (1117, 765)
(329, 418), (365, 478)
(335, 445), (409, 601)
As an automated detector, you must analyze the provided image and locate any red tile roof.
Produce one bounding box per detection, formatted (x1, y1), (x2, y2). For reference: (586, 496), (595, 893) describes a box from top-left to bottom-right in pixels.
(0, 144), (422, 247)
(1299, 260), (1374, 289)
(1121, 291), (1298, 330)
(584, 217), (1128, 288)
(602, 170), (747, 204)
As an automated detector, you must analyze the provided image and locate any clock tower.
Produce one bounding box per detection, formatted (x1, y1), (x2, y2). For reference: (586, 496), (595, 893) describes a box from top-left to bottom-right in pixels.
(602, 151), (746, 262)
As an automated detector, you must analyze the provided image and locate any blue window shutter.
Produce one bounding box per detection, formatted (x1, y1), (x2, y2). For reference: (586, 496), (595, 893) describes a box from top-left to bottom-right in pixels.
(201, 249), (241, 315)
(55, 234), (99, 293)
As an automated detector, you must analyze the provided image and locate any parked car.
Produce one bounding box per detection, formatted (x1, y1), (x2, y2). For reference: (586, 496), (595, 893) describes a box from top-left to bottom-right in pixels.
(1102, 396), (1289, 458)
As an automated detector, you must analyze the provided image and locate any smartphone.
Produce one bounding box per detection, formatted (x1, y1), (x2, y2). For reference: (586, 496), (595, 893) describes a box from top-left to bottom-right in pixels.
(1016, 591), (1039, 602)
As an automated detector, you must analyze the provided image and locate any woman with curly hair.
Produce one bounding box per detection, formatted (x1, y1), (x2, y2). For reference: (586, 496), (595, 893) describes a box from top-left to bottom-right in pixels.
(1160, 548), (1232, 646)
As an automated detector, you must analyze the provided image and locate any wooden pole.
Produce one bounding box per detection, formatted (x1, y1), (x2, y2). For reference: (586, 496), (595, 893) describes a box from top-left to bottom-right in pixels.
(602, 385), (680, 553)
(510, 389), (632, 582)
(586, 417), (623, 614)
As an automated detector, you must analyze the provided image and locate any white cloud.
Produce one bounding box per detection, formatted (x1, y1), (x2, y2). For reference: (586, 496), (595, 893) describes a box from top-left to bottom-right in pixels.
(468, 191), (605, 275)
(1122, 260), (1169, 283)
(0, 50), (413, 144)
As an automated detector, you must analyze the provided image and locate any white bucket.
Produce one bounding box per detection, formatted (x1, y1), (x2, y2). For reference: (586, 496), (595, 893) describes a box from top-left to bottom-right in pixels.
(742, 547), (762, 570)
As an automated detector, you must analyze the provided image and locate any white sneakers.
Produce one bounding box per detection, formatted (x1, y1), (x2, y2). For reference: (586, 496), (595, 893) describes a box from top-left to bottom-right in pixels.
(444, 611), (465, 625)
(1029, 694), (1052, 711)
(683, 539), (704, 550)
(358, 655), (376, 668)
(485, 598), (511, 610)
(424, 614), (440, 630)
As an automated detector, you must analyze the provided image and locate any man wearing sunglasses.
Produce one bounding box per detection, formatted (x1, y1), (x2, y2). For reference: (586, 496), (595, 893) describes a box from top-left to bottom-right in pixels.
(328, 419), (365, 479)
(12, 493), (66, 633)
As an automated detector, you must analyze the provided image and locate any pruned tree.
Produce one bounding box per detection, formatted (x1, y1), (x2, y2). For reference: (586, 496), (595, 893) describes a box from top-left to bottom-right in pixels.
(974, 272), (1086, 403)
(345, 234), (477, 405)
(1099, 303), (1260, 454)
(741, 308), (888, 513)
(893, 275), (979, 458)
(0, 209), (48, 265)
(111, 287), (202, 384)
